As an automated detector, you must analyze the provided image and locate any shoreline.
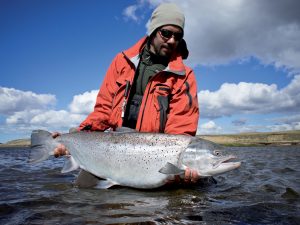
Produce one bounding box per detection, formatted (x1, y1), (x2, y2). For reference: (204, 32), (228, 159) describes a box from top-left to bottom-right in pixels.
(198, 130), (300, 146)
(1, 130), (300, 148)
(0, 139), (30, 148)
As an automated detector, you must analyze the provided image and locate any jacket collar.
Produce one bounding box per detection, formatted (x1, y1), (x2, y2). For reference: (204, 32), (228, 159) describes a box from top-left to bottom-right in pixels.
(122, 36), (187, 76)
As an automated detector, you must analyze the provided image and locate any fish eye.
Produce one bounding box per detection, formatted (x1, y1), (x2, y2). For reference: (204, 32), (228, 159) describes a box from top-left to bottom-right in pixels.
(214, 150), (221, 156)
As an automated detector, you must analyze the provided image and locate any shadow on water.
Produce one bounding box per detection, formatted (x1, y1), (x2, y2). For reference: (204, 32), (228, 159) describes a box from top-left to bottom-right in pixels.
(0, 146), (299, 224)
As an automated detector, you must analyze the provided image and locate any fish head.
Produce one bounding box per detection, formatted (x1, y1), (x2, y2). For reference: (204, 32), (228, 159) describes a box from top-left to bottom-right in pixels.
(182, 138), (241, 177)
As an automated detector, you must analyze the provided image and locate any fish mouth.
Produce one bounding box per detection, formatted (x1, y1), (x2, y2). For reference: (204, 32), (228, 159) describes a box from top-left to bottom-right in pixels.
(212, 155), (241, 171)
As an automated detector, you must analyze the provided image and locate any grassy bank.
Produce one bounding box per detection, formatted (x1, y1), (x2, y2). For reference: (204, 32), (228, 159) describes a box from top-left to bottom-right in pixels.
(0, 139), (30, 148)
(1, 130), (300, 148)
(199, 130), (300, 146)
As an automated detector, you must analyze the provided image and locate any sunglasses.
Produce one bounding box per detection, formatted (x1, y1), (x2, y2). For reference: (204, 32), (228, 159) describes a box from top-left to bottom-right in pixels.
(158, 29), (183, 41)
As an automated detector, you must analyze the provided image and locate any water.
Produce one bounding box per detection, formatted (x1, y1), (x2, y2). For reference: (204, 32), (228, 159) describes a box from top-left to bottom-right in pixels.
(0, 146), (299, 225)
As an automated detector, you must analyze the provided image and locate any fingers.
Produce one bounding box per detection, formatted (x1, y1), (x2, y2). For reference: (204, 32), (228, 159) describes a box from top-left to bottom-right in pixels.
(52, 132), (69, 158)
(166, 168), (200, 186)
(191, 169), (200, 183)
(184, 168), (200, 184)
(52, 132), (61, 138)
(54, 144), (69, 158)
(166, 175), (181, 184)
(184, 168), (192, 183)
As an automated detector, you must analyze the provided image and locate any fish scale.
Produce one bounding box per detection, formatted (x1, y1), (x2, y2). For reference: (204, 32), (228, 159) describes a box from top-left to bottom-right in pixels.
(49, 131), (189, 188)
(29, 130), (241, 189)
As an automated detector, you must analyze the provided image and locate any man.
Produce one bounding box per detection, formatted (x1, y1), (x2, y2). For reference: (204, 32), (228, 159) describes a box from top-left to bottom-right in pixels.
(54, 3), (200, 184)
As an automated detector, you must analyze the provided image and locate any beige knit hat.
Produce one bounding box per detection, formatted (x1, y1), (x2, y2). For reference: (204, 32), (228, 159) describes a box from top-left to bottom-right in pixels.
(147, 3), (185, 36)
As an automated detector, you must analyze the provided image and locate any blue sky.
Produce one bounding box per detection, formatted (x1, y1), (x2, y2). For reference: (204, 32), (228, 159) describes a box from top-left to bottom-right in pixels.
(1, 0), (300, 142)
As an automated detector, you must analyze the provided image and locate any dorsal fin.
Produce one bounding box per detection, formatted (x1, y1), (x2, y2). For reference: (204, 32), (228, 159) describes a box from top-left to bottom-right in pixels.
(114, 127), (137, 133)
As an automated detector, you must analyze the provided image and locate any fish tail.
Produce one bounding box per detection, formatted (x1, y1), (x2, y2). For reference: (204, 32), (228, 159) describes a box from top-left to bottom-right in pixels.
(29, 130), (57, 163)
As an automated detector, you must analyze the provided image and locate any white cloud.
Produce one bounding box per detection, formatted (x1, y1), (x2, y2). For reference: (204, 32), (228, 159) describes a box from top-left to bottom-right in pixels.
(124, 0), (300, 73)
(123, 5), (139, 22)
(198, 75), (300, 119)
(197, 120), (222, 134)
(1, 87), (92, 134)
(268, 122), (300, 132)
(266, 114), (300, 132)
(271, 114), (300, 124)
(0, 87), (56, 115)
(183, 0), (300, 72)
(183, 0), (300, 73)
(6, 109), (85, 130)
(30, 110), (84, 127)
(6, 109), (43, 125)
(69, 90), (98, 114)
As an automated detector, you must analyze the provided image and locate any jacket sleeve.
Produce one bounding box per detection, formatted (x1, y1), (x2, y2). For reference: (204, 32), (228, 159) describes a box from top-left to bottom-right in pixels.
(78, 54), (121, 131)
(164, 69), (199, 136)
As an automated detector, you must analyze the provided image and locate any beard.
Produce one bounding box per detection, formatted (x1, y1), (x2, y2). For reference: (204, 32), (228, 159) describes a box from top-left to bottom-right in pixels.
(155, 43), (175, 59)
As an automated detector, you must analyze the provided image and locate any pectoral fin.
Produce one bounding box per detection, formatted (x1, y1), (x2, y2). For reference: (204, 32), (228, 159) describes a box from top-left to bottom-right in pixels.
(61, 156), (80, 173)
(74, 170), (100, 188)
(159, 162), (185, 175)
(96, 179), (119, 189)
(74, 170), (119, 189)
(114, 127), (137, 133)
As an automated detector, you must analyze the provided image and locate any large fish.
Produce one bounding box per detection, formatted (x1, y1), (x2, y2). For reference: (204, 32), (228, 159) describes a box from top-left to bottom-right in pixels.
(29, 129), (241, 189)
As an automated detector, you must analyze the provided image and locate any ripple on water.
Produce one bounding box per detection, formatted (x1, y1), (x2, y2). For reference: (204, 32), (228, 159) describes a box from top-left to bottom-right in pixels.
(0, 203), (14, 217)
(23, 210), (87, 225)
(261, 183), (279, 193)
(281, 187), (300, 201)
(1, 146), (300, 224)
(202, 202), (300, 225)
(272, 166), (297, 173)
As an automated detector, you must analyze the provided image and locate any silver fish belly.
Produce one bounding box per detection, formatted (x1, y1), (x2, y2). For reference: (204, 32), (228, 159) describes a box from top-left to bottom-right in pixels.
(30, 130), (241, 189)
(30, 130), (192, 189)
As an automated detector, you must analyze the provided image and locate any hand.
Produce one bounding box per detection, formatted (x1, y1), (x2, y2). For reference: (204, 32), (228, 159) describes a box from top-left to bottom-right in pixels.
(52, 132), (69, 157)
(167, 167), (200, 185)
(183, 167), (200, 184)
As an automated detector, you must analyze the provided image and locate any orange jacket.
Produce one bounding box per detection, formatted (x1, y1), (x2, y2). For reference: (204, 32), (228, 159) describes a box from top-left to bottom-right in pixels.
(79, 37), (199, 136)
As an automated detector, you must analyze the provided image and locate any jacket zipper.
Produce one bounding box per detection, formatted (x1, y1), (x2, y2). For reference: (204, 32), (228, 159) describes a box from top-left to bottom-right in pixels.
(136, 62), (149, 131)
(138, 79), (152, 131)
(140, 63), (148, 94)
(138, 69), (167, 131)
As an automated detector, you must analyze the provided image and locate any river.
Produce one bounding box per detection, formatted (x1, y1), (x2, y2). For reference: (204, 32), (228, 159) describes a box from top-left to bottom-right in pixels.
(0, 146), (299, 224)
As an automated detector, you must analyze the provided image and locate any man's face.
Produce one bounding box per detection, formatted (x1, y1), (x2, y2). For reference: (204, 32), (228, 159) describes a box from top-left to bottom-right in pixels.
(150, 25), (183, 59)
